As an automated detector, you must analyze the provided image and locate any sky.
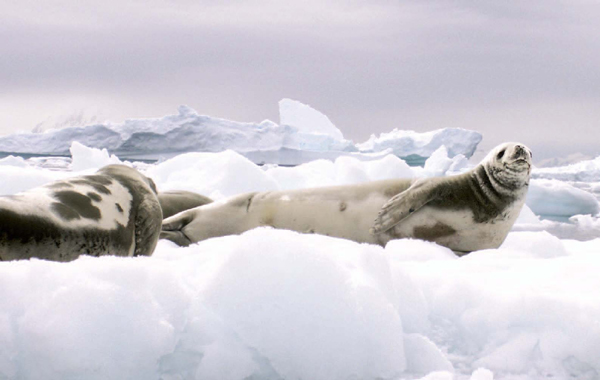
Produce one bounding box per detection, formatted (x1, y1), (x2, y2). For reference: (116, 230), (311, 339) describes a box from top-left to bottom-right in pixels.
(1, 0), (599, 160)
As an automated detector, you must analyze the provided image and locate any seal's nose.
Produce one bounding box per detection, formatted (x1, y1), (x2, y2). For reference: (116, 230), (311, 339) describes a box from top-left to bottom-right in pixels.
(515, 145), (524, 154)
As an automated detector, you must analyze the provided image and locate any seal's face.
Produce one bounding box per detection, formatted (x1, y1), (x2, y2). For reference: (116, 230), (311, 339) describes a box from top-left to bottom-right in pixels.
(486, 142), (532, 190)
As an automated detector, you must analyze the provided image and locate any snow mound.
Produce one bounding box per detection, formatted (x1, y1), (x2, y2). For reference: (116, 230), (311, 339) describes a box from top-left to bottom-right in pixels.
(265, 154), (415, 190)
(146, 150), (279, 200)
(0, 230), (407, 380)
(0, 166), (70, 196)
(3, 229), (600, 379)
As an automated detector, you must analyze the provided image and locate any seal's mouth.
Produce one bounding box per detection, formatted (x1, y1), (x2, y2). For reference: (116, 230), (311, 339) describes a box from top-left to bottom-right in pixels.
(505, 159), (531, 172)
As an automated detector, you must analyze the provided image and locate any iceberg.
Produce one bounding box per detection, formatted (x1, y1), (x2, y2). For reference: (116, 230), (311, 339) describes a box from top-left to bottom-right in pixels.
(0, 100), (482, 165)
(533, 155), (600, 182)
(0, 124), (122, 155)
(356, 127), (482, 166)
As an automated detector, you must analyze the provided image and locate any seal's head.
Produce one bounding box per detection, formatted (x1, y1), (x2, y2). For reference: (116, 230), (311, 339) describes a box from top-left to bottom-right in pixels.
(98, 164), (159, 194)
(484, 142), (532, 190)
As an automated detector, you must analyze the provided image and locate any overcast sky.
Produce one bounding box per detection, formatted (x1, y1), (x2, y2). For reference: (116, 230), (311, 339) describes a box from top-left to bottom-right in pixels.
(1, 0), (599, 160)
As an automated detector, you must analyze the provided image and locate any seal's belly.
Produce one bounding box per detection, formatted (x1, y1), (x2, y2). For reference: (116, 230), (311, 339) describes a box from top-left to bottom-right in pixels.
(249, 191), (391, 244)
(389, 206), (515, 253)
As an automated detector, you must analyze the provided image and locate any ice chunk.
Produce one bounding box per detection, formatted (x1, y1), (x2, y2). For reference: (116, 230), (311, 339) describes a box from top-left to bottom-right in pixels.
(527, 179), (600, 218)
(0, 155), (28, 167)
(69, 141), (122, 172)
(421, 145), (469, 177)
(279, 98), (344, 140)
(423, 146), (454, 177)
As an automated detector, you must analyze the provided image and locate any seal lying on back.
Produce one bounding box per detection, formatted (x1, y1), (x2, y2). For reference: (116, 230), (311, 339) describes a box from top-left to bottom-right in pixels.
(161, 143), (532, 254)
(158, 190), (212, 219)
(0, 165), (162, 261)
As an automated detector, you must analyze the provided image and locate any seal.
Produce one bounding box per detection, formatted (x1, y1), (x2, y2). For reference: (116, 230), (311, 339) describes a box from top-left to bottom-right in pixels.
(0, 164), (162, 261)
(158, 190), (213, 219)
(161, 143), (532, 254)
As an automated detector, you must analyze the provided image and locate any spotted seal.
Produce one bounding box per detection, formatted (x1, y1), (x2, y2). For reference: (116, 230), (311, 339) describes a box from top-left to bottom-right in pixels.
(161, 143), (532, 254)
(0, 164), (162, 261)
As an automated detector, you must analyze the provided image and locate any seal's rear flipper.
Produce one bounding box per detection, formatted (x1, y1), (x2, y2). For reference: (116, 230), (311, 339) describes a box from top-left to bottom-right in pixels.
(160, 230), (192, 247)
(161, 211), (195, 247)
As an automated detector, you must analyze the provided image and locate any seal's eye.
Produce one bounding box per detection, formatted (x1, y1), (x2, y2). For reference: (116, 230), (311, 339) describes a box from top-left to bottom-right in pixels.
(496, 149), (506, 160)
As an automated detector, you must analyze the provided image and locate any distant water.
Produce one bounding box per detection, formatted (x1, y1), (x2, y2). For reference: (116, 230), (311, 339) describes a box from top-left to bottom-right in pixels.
(0, 151), (69, 160)
(1, 150), (429, 168)
(0, 151), (158, 164)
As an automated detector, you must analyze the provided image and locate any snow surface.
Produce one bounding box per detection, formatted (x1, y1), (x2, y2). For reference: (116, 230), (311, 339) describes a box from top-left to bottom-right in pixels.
(1, 143), (600, 379)
(0, 100), (481, 166)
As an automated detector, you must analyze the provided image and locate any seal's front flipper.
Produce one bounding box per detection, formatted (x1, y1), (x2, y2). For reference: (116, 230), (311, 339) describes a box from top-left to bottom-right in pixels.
(371, 179), (438, 234)
(161, 210), (195, 247)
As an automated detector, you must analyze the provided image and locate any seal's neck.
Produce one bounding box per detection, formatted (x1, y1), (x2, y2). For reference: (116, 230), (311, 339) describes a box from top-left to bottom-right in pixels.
(474, 164), (528, 200)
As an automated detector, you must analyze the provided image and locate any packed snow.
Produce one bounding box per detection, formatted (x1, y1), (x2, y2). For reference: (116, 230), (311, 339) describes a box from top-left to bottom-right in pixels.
(1, 142), (600, 379)
(0, 99), (482, 166)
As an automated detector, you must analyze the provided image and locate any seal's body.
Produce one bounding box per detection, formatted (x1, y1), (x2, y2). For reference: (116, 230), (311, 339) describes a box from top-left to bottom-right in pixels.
(158, 190), (212, 219)
(162, 143), (532, 254)
(0, 165), (162, 261)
